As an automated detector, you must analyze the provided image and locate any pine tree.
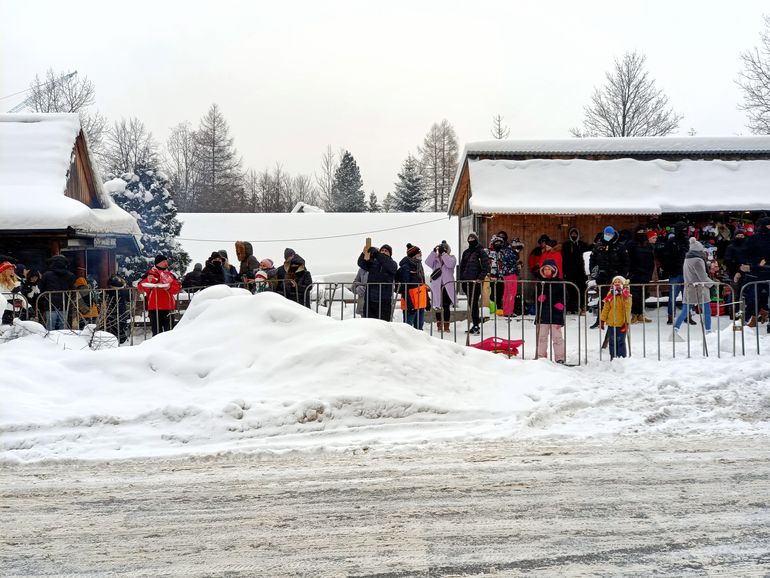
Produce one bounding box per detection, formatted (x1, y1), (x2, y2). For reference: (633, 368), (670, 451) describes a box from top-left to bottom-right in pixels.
(381, 193), (395, 213)
(330, 150), (365, 212)
(392, 154), (426, 212)
(193, 104), (244, 212)
(367, 191), (381, 212)
(106, 165), (190, 283)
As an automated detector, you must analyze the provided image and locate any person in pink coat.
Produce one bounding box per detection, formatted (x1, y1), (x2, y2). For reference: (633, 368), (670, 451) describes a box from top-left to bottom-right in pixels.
(425, 240), (457, 332)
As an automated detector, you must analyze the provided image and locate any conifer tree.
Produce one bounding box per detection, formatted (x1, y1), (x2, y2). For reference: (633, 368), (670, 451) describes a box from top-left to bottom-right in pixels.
(392, 154), (426, 212)
(381, 193), (395, 213)
(367, 191), (381, 212)
(106, 165), (190, 282)
(330, 150), (365, 212)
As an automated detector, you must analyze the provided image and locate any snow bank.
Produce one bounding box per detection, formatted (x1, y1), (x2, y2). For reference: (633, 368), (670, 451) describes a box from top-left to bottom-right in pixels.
(467, 158), (770, 215)
(1, 288), (769, 462)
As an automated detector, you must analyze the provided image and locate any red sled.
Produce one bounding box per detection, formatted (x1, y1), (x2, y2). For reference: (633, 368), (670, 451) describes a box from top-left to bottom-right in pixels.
(469, 337), (524, 357)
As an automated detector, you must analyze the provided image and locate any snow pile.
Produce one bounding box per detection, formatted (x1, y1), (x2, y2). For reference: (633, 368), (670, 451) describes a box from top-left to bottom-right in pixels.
(1, 288), (769, 462)
(0, 113), (140, 236)
(468, 158), (770, 215)
(177, 212), (457, 277)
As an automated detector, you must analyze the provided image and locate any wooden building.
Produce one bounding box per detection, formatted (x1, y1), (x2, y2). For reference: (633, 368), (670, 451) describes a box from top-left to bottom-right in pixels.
(448, 137), (770, 278)
(0, 113), (140, 286)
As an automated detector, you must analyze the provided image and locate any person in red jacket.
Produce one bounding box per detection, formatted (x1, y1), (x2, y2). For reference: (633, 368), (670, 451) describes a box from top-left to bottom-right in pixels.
(138, 254), (181, 336)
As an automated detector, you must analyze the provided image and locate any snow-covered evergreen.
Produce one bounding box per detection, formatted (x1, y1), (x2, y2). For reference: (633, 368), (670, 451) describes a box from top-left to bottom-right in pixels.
(392, 154), (426, 212)
(367, 191), (381, 212)
(105, 165), (190, 282)
(330, 151), (365, 212)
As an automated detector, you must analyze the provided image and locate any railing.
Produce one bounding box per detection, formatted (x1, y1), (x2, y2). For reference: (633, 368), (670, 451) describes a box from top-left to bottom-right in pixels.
(2, 278), (767, 362)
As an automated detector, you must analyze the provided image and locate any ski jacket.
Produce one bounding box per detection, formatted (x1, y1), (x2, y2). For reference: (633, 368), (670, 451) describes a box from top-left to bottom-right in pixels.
(138, 267), (180, 310)
(600, 288), (632, 327)
(397, 257), (428, 311)
(626, 236), (656, 282)
(357, 249), (397, 302)
(661, 233), (689, 278)
(535, 281), (566, 326)
(589, 236), (629, 285)
(561, 229), (590, 283)
(459, 243), (489, 281)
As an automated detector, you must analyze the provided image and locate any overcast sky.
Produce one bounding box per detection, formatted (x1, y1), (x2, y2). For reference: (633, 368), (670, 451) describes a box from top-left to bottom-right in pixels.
(2, 0), (768, 200)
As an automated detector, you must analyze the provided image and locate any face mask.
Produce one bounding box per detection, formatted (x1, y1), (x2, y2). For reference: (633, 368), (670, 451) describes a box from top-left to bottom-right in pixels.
(414, 254), (422, 261)
(603, 234), (613, 242)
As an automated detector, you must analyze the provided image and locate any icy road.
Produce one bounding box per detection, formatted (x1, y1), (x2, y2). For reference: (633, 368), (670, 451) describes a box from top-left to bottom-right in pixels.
(2, 435), (769, 577)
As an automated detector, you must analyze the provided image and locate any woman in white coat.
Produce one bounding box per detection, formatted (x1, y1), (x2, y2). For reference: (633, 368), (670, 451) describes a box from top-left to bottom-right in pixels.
(426, 241), (457, 332)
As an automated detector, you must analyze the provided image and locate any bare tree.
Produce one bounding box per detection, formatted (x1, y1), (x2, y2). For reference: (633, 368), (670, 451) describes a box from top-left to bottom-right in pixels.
(490, 114), (510, 139)
(102, 117), (158, 175)
(26, 68), (107, 158)
(418, 120), (459, 211)
(570, 51), (682, 137)
(738, 16), (770, 134)
(164, 122), (198, 212)
(242, 169), (261, 212)
(314, 145), (337, 211)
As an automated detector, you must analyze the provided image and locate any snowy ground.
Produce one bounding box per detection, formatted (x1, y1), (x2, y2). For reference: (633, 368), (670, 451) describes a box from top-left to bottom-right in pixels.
(2, 436), (769, 576)
(1, 287), (769, 463)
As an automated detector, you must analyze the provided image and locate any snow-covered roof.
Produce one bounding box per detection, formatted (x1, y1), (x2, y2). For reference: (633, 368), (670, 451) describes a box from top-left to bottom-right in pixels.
(178, 212), (457, 276)
(468, 158), (770, 215)
(464, 136), (770, 156)
(0, 113), (140, 237)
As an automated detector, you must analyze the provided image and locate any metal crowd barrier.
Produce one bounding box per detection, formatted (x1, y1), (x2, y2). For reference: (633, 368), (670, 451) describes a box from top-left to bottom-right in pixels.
(3, 278), (766, 362)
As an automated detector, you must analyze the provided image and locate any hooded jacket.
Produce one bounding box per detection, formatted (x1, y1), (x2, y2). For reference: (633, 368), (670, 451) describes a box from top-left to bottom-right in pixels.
(357, 248), (397, 302)
(724, 236), (750, 278)
(278, 255), (312, 307)
(535, 259), (566, 326)
(38, 255), (76, 309)
(459, 239), (490, 281)
(627, 232), (656, 282)
(589, 234), (629, 285)
(561, 228), (589, 282)
(746, 217), (770, 276)
(661, 223), (690, 278)
(235, 241), (260, 278)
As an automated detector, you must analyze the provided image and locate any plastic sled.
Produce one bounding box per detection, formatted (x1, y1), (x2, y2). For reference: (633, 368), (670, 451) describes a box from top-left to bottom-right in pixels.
(469, 337), (523, 357)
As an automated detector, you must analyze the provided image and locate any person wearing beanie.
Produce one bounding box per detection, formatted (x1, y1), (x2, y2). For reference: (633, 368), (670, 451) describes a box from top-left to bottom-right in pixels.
(277, 253), (312, 308)
(397, 243), (428, 330)
(589, 225), (629, 328)
(627, 227), (656, 324)
(528, 234), (551, 278)
(182, 263), (204, 291)
(661, 222), (691, 324)
(599, 275), (631, 359)
(535, 258), (566, 363)
(426, 239), (457, 332)
(459, 232), (490, 335)
(257, 258), (279, 292)
(217, 249), (238, 285)
(672, 237), (714, 338)
(357, 240), (397, 321)
(561, 227), (590, 314)
(137, 252), (181, 336)
(201, 251), (226, 287)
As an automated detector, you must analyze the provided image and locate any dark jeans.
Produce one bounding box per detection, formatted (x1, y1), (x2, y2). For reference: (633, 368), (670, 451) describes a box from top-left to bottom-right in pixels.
(607, 326), (627, 359)
(149, 309), (173, 336)
(667, 275), (684, 317)
(464, 282), (481, 326)
(365, 299), (392, 322)
(630, 280), (650, 315)
(436, 288), (452, 323)
(405, 309), (425, 330)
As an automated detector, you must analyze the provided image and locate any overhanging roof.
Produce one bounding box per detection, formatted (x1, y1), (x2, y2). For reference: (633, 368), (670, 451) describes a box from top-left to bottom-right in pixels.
(467, 158), (770, 216)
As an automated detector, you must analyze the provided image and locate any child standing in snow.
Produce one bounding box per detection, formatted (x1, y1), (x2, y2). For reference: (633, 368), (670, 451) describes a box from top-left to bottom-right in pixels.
(600, 275), (632, 359)
(535, 259), (566, 363)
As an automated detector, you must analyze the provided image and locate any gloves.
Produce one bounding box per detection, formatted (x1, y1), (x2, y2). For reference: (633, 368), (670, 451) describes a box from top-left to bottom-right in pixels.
(621, 324), (628, 333)
(621, 288), (630, 299)
(600, 321), (606, 330)
(537, 294), (546, 302)
(554, 303), (564, 310)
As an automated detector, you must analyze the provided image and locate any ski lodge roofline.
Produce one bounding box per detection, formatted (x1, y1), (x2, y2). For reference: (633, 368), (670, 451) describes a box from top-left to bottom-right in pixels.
(448, 136), (770, 218)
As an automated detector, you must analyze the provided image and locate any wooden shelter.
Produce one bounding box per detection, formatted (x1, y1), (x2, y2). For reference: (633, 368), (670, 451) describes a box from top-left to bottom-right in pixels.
(0, 113), (140, 286)
(448, 137), (770, 278)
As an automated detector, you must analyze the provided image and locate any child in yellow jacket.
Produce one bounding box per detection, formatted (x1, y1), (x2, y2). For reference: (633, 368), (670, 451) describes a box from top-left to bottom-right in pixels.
(600, 275), (632, 359)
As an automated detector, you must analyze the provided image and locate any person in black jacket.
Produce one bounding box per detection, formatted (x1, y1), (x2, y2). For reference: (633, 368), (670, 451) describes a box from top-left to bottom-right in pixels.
(357, 243), (397, 321)
(626, 227), (657, 323)
(459, 232), (490, 335)
(588, 226), (629, 328)
(182, 263), (203, 291)
(661, 221), (691, 324)
(744, 217), (770, 326)
(201, 253), (225, 287)
(561, 227), (590, 314)
(397, 244), (428, 329)
(277, 254), (313, 307)
(37, 255), (76, 330)
(535, 259), (566, 363)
